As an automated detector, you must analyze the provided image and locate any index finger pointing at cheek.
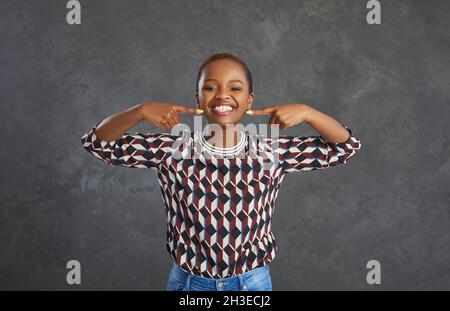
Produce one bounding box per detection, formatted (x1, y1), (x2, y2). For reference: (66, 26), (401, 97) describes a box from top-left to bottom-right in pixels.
(174, 106), (203, 115)
(247, 106), (276, 116)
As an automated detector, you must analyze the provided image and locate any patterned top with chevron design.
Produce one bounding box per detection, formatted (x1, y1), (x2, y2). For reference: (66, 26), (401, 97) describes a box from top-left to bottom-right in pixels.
(81, 121), (361, 278)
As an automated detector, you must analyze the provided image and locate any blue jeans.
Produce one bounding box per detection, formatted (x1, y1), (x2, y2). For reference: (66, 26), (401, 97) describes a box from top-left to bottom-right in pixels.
(166, 262), (273, 291)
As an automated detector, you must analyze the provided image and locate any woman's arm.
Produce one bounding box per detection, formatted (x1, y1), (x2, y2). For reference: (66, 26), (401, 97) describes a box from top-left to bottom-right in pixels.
(93, 102), (199, 141)
(249, 103), (350, 143)
(303, 105), (351, 144)
(250, 103), (361, 173)
(93, 104), (144, 141)
(81, 102), (199, 169)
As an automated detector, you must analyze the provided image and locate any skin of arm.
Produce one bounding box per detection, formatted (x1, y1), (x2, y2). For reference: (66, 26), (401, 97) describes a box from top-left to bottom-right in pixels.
(303, 104), (351, 144)
(93, 102), (199, 142)
(249, 103), (352, 144)
(93, 104), (145, 141)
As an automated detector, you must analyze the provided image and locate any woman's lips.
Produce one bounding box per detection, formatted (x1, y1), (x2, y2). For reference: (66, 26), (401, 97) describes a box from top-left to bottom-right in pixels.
(209, 103), (237, 116)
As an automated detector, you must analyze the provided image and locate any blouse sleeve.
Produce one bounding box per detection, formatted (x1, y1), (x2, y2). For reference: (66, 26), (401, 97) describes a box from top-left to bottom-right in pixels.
(278, 124), (362, 173)
(80, 121), (176, 169)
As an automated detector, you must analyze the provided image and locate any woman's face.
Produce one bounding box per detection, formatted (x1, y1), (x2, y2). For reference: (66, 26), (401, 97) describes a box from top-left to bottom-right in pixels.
(196, 59), (254, 127)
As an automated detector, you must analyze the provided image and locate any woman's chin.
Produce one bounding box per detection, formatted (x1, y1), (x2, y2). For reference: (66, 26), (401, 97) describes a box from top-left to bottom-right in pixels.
(206, 121), (235, 127)
(205, 115), (242, 127)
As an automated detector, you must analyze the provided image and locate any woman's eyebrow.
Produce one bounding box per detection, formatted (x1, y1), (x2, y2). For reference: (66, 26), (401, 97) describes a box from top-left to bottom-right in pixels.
(204, 79), (244, 84)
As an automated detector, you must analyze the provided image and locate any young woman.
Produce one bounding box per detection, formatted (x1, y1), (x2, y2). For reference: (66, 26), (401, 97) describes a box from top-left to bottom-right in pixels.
(81, 53), (361, 291)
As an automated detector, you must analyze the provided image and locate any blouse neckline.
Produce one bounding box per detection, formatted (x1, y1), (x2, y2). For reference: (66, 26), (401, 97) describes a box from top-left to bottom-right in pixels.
(196, 130), (247, 155)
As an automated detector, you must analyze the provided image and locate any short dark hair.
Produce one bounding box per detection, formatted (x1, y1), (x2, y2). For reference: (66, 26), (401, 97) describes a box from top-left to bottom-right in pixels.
(195, 52), (253, 95)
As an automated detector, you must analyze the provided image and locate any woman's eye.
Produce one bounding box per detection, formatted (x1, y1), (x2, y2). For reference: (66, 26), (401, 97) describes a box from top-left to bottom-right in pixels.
(202, 86), (241, 91)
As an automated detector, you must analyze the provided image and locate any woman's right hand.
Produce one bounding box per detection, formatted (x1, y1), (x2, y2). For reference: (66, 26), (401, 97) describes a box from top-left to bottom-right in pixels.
(139, 102), (203, 131)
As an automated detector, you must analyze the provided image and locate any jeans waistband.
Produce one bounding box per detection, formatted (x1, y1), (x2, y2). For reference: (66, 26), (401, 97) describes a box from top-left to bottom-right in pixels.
(172, 262), (268, 286)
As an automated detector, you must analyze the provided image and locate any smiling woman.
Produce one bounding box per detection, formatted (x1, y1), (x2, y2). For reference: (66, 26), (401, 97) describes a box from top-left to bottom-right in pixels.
(195, 53), (255, 129)
(81, 52), (361, 291)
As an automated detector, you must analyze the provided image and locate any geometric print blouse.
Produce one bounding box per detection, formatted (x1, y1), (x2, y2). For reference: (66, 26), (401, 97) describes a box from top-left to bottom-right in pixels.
(81, 121), (361, 278)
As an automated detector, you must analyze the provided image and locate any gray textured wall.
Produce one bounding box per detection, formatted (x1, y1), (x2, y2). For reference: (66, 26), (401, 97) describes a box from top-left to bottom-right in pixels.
(1, 0), (449, 290)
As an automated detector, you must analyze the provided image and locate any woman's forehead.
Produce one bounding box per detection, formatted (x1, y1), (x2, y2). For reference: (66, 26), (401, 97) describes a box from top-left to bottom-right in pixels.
(201, 60), (247, 82)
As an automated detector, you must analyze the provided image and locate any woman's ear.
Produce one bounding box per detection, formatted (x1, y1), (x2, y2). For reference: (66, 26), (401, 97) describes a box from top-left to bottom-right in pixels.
(247, 92), (255, 110)
(194, 92), (200, 109)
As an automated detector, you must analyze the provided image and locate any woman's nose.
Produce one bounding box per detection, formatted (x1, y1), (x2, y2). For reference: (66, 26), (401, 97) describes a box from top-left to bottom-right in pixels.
(215, 88), (231, 99)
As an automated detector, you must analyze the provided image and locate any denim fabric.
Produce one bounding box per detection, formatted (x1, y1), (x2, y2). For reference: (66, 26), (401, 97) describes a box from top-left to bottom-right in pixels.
(166, 262), (272, 291)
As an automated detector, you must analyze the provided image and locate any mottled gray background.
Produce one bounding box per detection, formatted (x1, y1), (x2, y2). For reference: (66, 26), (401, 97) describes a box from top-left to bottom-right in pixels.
(0, 0), (449, 290)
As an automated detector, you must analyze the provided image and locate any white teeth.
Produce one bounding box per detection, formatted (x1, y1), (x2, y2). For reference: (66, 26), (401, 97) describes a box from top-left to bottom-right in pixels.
(213, 105), (233, 112)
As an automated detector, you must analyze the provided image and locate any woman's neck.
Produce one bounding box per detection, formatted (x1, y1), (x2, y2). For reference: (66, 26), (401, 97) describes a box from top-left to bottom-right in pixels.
(203, 124), (243, 149)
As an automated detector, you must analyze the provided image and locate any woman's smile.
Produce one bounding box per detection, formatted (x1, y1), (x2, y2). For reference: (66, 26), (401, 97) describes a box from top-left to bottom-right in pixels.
(208, 101), (237, 116)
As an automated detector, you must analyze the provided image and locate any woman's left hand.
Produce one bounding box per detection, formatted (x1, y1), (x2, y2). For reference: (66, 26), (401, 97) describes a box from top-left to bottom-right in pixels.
(247, 103), (312, 130)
